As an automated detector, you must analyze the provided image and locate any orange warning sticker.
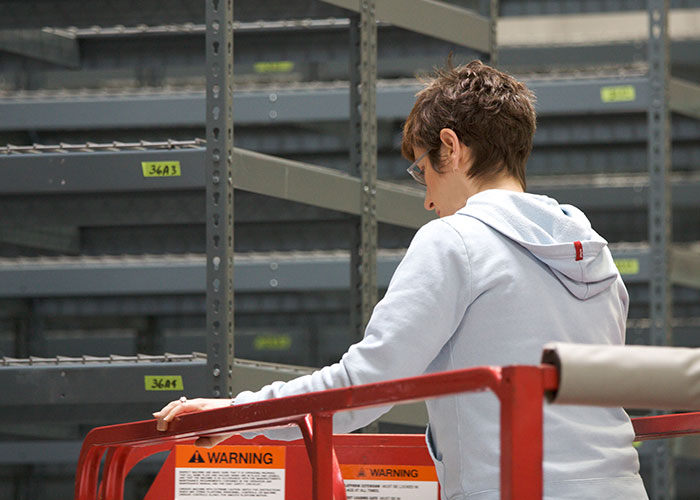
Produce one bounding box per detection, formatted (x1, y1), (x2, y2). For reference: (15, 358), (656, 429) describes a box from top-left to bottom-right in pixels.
(341, 464), (437, 482)
(176, 445), (285, 469)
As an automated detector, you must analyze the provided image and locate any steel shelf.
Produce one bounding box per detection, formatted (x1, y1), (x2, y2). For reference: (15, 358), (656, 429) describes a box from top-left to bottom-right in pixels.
(10, 74), (700, 131)
(0, 245), (697, 300)
(2, 147), (699, 218)
(0, 355), (427, 427)
(0, 143), (432, 229)
(34, 8), (700, 45)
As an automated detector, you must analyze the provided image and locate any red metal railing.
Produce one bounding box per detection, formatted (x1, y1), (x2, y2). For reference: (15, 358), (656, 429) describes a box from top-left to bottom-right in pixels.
(74, 363), (700, 500)
(76, 365), (557, 500)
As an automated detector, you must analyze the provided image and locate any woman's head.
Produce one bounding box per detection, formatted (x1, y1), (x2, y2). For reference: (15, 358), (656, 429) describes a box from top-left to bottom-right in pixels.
(402, 60), (536, 193)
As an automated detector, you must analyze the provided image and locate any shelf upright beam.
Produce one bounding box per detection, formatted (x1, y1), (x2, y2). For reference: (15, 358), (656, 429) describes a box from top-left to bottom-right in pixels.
(489, 0), (499, 66)
(349, 1), (379, 342)
(647, 1), (674, 499)
(205, 0), (235, 398)
(349, 13), (363, 341)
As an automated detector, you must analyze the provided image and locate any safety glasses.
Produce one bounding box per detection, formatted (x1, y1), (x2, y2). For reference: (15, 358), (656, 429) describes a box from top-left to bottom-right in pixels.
(406, 150), (429, 186)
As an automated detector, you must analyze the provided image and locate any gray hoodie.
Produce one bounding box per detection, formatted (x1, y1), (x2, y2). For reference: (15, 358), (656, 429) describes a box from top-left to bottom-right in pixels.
(234, 189), (648, 499)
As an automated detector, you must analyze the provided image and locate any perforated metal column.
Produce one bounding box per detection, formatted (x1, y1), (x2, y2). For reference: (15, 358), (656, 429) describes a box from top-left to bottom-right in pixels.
(647, 0), (674, 498)
(349, 0), (378, 342)
(489, 0), (499, 66)
(349, 13), (362, 341)
(205, 0), (235, 398)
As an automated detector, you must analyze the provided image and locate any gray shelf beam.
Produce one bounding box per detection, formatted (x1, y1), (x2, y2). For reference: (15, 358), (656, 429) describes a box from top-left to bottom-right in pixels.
(671, 247), (700, 291)
(0, 148), (203, 194)
(0, 76), (654, 131)
(0, 92), (204, 131)
(670, 77), (700, 122)
(498, 9), (700, 47)
(320, 0), (490, 53)
(531, 174), (700, 210)
(0, 253), (400, 297)
(0, 256), (206, 297)
(1, 246), (696, 299)
(4, 150), (700, 225)
(0, 357), (426, 426)
(236, 149), (433, 229)
(0, 441), (83, 465)
(0, 147), (432, 229)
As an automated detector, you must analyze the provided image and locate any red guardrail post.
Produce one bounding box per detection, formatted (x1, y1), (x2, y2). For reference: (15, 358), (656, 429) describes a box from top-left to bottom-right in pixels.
(499, 366), (547, 500)
(75, 445), (106, 500)
(299, 415), (347, 500)
(310, 413), (335, 500)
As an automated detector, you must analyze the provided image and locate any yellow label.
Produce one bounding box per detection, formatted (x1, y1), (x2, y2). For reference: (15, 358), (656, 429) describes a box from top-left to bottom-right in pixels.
(144, 375), (184, 391)
(253, 335), (291, 351)
(141, 161), (181, 177)
(614, 258), (640, 275)
(600, 85), (636, 103)
(254, 61), (294, 73)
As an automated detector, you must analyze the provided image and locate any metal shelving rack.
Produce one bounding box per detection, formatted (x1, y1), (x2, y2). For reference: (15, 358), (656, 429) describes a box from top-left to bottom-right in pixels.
(1, 1), (700, 499)
(0, 1), (495, 498)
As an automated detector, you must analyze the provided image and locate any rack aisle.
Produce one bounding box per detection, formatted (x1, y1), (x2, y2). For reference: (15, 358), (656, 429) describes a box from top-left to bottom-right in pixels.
(1, 0), (700, 498)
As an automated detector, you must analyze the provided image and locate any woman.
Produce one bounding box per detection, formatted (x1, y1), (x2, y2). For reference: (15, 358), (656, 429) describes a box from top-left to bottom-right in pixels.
(156, 60), (648, 499)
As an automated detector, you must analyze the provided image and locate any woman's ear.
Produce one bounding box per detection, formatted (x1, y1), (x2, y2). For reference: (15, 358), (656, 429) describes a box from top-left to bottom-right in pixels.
(439, 128), (467, 172)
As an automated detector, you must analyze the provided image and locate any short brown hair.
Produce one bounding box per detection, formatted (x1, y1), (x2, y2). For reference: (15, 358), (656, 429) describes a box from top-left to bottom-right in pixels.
(401, 60), (536, 190)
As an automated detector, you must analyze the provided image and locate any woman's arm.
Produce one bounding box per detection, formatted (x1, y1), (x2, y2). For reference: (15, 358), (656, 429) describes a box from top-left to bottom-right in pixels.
(155, 219), (472, 438)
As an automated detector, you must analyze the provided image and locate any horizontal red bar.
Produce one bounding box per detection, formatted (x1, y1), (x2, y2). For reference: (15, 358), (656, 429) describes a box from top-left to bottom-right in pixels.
(83, 365), (533, 449)
(632, 412), (700, 441)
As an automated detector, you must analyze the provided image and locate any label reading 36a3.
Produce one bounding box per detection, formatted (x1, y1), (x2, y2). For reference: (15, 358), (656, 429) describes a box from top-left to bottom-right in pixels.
(142, 161), (181, 177)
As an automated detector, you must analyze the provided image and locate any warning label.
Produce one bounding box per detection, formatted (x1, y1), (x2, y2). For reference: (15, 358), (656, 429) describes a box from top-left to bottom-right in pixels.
(341, 465), (438, 500)
(175, 445), (285, 500)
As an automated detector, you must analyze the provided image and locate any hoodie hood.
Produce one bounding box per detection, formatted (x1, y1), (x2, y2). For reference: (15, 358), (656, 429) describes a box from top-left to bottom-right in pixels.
(457, 190), (619, 300)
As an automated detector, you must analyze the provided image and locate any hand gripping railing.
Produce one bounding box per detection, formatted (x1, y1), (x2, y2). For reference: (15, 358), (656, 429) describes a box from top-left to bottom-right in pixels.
(75, 364), (559, 500)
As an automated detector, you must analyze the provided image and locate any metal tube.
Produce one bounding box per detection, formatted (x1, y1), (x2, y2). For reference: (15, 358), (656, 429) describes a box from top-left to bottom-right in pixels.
(499, 366), (545, 500)
(311, 414), (336, 500)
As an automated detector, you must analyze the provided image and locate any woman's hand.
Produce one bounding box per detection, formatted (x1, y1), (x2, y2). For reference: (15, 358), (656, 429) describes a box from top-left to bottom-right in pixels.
(153, 397), (231, 432)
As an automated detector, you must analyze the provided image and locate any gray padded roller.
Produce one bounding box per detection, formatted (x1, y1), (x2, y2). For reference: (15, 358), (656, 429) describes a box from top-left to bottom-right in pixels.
(542, 343), (700, 410)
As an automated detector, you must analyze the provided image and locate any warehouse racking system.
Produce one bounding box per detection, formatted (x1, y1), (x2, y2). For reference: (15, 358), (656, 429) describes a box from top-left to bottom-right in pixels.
(1, 0), (700, 498)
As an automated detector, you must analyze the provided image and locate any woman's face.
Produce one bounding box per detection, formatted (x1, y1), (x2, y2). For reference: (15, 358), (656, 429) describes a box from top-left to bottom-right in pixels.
(413, 147), (474, 218)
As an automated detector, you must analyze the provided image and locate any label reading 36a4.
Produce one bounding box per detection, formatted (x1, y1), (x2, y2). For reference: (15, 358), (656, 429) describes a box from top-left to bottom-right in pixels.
(142, 161), (181, 177)
(145, 375), (184, 391)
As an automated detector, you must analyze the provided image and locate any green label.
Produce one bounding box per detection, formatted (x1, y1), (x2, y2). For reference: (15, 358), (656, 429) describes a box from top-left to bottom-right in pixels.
(600, 85), (636, 103)
(614, 258), (640, 275)
(142, 161), (181, 177)
(254, 61), (294, 73)
(145, 375), (184, 391)
(254, 335), (292, 351)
